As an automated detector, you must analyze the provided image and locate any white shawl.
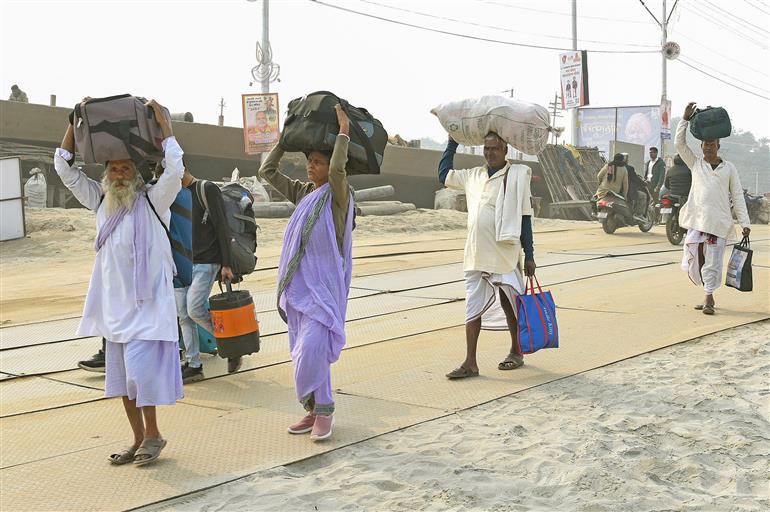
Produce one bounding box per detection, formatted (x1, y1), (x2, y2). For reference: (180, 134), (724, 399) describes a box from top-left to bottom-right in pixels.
(495, 164), (531, 243)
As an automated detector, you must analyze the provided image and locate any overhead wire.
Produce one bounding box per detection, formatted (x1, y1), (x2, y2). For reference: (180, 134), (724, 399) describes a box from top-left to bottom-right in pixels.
(679, 1), (769, 48)
(476, 0), (652, 25)
(672, 32), (770, 77)
(358, 0), (659, 48)
(308, 0), (659, 53)
(679, 53), (770, 93)
(699, 0), (770, 35)
(742, 0), (770, 15)
(677, 58), (770, 100)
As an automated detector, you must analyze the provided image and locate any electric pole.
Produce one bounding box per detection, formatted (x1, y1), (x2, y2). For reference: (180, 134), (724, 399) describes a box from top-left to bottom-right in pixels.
(218, 97), (226, 126)
(661, 0), (667, 157)
(261, 0), (270, 93)
(501, 87), (514, 98)
(549, 93), (564, 144)
(248, 0), (280, 92)
(639, 0), (680, 157)
(570, 0), (577, 145)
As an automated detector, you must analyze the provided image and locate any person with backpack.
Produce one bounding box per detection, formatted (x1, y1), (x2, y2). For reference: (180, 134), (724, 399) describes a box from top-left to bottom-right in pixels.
(54, 99), (182, 466)
(259, 104), (353, 442)
(177, 171), (243, 382)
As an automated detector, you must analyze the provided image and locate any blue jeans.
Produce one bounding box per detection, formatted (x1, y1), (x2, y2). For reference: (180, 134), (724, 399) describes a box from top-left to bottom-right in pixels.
(174, 263), (220, 368)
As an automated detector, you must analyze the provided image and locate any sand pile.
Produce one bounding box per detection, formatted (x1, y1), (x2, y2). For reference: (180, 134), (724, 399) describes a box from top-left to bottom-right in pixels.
(150, 321), (770, 512)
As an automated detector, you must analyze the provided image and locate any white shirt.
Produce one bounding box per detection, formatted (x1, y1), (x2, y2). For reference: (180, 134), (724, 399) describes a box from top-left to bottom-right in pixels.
(674, 119), (750, 240)
(446, 164), (533, 274)
(646, 157), (659, 181)
(54, 137), (184, 342)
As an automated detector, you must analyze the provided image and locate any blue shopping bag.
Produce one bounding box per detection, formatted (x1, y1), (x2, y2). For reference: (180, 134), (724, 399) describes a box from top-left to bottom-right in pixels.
(515, 277), (559, 354)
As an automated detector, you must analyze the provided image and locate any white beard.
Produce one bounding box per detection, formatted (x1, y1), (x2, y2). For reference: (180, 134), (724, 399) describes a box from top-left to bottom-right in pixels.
(101, 174), (144, 216)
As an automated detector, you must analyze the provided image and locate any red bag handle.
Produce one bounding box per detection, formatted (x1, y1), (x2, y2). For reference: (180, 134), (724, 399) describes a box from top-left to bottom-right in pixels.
(525, 276), (544, 295)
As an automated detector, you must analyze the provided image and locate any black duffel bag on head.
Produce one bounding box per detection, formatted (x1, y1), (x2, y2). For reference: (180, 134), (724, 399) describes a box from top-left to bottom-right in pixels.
(279, 91), (387, 174)
(689, 106), (731, 141)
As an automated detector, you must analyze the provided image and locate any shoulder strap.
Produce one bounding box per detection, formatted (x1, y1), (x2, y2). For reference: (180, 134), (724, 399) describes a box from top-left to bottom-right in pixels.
(196, 179), (210, 224)
(338, 100), (380, 173)
(145, 192), (171, 239)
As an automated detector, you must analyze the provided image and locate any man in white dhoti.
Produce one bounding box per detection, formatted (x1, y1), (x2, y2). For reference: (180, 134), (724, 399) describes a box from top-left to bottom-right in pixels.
(439, 133), (537, 379)
(676, 102), (751, 315)
(54, 100), (183, 465)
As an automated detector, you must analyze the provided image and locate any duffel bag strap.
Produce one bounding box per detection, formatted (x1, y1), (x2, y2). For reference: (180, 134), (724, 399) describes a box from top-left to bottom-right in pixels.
(338, 101), (380, 173)
(90, 119), (156, 165)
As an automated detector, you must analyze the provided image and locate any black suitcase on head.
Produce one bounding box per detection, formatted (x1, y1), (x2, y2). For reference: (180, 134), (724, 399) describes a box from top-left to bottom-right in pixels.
(279, 91), (387, 174)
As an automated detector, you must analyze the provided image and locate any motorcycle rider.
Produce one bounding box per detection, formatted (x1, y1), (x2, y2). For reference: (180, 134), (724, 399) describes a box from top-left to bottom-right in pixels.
(593, 153), (629, 205)
(664, 154), (692, 199)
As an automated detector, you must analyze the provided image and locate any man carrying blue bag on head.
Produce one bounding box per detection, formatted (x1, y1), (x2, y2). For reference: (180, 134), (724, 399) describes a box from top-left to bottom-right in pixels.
(439, 132), (540, 379)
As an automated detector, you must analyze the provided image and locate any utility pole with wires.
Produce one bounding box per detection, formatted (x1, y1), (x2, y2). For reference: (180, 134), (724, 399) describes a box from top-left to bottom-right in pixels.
(639, 0), (680, 157)
(501, 87), (514, 98)
(549, 93), (564, 144)
(570, 0), (577, 145)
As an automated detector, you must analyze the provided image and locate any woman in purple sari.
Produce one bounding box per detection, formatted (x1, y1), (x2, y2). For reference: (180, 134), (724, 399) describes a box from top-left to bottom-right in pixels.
(259, 105), (353, 441)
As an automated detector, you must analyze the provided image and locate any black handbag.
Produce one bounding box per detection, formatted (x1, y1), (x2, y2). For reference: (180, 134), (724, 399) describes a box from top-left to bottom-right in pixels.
(725, 236), (752, 292)
(689, 106), (731, 141)
(279, 91), (387, 175)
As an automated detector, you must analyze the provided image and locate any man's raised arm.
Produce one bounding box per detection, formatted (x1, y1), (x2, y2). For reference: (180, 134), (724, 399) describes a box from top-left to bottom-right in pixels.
(676, 102), (698, 170)
(54, 123), (102, 211)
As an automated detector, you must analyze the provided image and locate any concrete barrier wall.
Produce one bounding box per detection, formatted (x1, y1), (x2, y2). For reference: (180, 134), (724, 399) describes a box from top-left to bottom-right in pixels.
(1, 100), (533, 209)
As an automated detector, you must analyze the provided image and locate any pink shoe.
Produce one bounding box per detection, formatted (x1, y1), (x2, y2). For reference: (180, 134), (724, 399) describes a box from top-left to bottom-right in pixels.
(310, 414), (334, 441)
(287, 413), (316, 434)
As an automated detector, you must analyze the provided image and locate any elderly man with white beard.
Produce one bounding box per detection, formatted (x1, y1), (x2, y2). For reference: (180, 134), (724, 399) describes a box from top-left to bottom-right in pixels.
(54, 99), (183, 466)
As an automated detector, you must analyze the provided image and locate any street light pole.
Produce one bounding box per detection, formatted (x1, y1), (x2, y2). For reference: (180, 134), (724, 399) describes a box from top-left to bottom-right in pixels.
(571, 0), (577, 145)
(661, 0), (667, 156)
(262, 0), (270, 94)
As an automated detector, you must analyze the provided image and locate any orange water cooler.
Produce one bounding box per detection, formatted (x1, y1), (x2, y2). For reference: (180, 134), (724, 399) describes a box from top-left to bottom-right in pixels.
(209, 281), (260, 359)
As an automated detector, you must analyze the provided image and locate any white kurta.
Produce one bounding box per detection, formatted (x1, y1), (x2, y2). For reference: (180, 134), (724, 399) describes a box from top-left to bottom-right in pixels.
(445, 163), (533, 274)
(54, 137), (184, 343)
(674, 119), (750, 240)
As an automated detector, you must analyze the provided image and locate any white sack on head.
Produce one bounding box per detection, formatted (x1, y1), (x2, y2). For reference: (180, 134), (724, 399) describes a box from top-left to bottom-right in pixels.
(431, 96), (562, 155)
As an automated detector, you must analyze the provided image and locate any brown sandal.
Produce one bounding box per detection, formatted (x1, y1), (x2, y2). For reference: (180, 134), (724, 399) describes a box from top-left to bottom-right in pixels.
(498, 353), (524, 371)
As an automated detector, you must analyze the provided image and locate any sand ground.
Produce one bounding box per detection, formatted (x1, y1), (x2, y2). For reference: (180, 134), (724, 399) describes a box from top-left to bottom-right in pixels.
(148, 321), (770, 512)
(0, 207), (581, 326)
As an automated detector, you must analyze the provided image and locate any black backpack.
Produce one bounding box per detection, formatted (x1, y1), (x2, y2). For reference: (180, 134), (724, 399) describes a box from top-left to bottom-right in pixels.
(196, 180), (258, 278)
(279, 91), (387, 175)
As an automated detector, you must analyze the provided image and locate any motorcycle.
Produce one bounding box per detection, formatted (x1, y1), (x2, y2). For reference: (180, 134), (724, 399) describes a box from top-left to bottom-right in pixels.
(592, 189), (655, 234)
(657, 194), (687, 245)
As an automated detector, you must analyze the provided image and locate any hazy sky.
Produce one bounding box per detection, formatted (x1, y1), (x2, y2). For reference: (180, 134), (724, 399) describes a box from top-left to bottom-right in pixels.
(2, 0), (769, 144)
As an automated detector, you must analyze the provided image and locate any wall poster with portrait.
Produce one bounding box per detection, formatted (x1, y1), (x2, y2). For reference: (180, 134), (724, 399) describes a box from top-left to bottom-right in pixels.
(242, 93), (280, 155)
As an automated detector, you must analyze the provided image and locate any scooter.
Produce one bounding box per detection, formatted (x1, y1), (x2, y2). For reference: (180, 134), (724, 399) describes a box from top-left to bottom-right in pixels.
(657, 194), (687, 245)
(592, 190), (655, 234)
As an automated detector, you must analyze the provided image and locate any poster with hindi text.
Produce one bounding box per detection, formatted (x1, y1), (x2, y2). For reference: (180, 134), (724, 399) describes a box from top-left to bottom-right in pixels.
(242, 93), (279, 155)
(559, 50), (589, 109)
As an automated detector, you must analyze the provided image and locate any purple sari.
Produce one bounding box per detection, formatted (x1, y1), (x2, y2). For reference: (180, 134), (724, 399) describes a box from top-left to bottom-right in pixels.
(276, 183), (353, 413)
